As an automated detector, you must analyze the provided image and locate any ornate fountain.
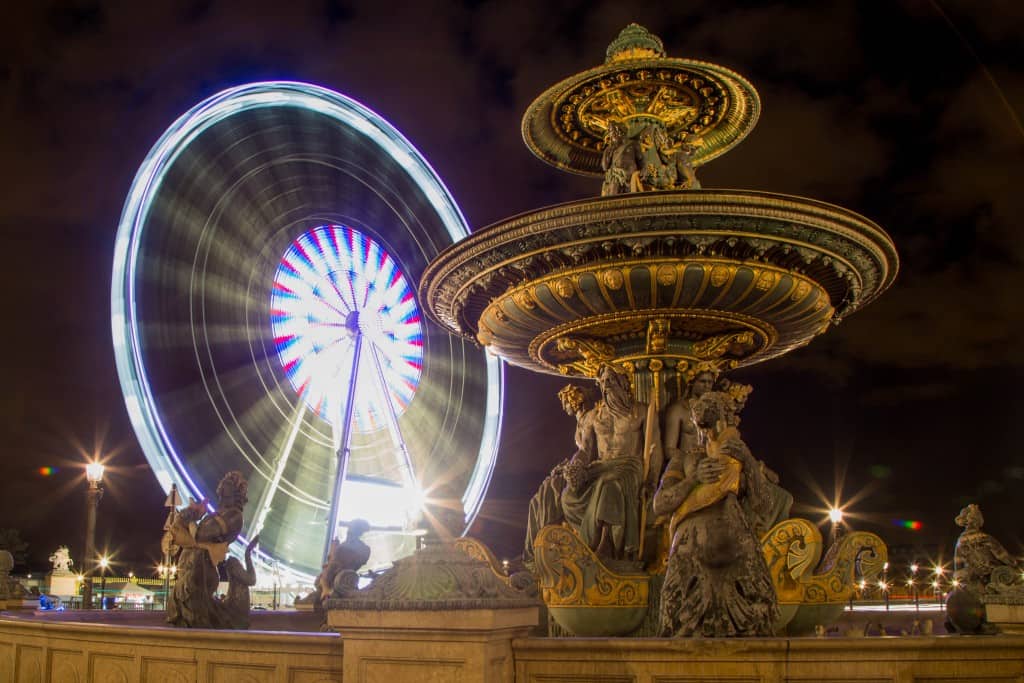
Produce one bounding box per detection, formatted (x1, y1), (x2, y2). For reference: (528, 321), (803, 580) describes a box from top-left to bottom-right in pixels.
(422, 24), (895, 636)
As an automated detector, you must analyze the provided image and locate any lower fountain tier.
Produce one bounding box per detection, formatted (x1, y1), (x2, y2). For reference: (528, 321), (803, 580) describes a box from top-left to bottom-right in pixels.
(420, 190), (898, 376)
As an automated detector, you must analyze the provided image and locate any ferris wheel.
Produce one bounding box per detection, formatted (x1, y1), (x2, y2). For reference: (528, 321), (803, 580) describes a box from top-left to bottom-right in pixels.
(111, 82), (503, 580)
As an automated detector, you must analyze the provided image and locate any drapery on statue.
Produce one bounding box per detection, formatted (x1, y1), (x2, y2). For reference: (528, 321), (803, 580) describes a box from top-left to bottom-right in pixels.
(166, 471), (248, 628)
(561, 364), (658, 561)
(654, 390), (778, 637)
(523, 385), (593, 569)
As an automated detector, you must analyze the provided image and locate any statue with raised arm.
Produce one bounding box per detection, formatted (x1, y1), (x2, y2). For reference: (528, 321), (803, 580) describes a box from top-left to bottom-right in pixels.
(561, 364), (655, 560)
(523, 385), (593, 569)
(654, 391), (778, 637)
(166, 471), (248, 628)
(223, 535), (259, 629)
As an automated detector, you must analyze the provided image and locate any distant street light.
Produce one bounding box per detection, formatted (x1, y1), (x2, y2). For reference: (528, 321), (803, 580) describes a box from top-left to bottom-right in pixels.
(98, 556), (110, 609)
(82, 462), (105, 609)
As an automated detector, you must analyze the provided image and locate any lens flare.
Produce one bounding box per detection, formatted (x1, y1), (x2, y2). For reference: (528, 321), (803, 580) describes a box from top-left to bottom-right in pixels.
(893, 519), (923, 531)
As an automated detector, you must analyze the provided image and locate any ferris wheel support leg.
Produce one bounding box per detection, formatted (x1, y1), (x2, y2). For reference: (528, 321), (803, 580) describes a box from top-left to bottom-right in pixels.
(323, 332), (363, 566)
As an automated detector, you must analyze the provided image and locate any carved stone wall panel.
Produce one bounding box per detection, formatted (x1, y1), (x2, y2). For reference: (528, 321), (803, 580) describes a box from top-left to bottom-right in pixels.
(288, 668), (343, 683)
(523, 674), (634, 682)
(89, 653), (133, 683)
(141, 657), (197, 683)
(15, 644), (43, 683)
(359, 657), (464, 681)
(48, 649), (85, 683)
(209, 662), (276, 683)
(0, 642), (14, 683)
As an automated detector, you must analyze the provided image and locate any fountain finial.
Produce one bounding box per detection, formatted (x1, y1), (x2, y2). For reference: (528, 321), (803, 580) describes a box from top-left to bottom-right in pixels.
(605, 23), (666, 63)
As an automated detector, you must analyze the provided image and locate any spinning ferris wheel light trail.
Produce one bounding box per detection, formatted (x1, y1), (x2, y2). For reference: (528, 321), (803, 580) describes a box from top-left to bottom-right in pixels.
(112, 81), (504, 579)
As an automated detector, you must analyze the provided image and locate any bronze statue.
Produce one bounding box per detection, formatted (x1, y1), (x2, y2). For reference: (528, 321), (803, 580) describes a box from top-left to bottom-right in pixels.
(166, 471), (248, 628)
(318, 518), (371, 602)
(223, 535), (259, 629)
(523, 385), (592, 568)
(662, 363), (717, 462)
(561, 364), (653, 560)
(954, 504), (1022, 593)
(722, 382), (793, 538)
(654, 391), (778, 636)
(600, 121), (642, 196)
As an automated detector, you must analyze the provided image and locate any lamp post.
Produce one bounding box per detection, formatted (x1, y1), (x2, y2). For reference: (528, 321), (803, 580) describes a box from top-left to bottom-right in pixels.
(82, 462), (104, 609)
(910, 563), (919, 612)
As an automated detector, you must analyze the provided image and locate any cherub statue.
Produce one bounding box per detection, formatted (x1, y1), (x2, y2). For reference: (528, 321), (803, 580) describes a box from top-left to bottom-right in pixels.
(222, 534), (259, 629)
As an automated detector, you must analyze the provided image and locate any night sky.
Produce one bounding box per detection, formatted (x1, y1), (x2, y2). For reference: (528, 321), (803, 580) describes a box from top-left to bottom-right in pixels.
(1, 1), (1022, 575)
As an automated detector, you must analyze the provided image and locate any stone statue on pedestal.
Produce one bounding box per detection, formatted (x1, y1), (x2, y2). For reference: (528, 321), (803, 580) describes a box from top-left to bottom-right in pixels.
(946, 503), (1023, 634)
(166, 471), (248, 628)
(319, 519), (371, 602)
(48, 546), (74, 574)
(654, 390), (778, 637)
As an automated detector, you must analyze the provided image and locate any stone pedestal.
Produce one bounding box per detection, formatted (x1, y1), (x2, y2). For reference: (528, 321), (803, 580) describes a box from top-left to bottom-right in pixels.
(326, 542), (540, 683)
(986, 598), (1024, 634)
(48, 573), (79, 598)
(329, 607), (537, 682)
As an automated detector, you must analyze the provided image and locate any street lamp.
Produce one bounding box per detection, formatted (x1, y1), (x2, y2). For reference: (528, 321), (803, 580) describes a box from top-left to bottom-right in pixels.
(82, 462), (104, 609)
(98, 556), (110, 609)
(827, 507), (844, 548)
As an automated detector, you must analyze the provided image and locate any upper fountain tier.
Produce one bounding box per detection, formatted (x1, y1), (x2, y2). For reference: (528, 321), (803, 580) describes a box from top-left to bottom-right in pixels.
(420, 25), (897, 381)
(522, 23), (760, 178)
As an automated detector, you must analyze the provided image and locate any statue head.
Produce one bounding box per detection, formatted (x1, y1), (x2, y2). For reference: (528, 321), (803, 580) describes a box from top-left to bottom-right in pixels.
(955, 504), (983, 531)
(684, 361), (720, 400)
(347, 518), (371, 541)
(557, 384), (586, 415)
(216, 471), (249, 509)
(691, 391), (733, 432)
(597, 364), (633, 415)
(605, 120), (626, 143)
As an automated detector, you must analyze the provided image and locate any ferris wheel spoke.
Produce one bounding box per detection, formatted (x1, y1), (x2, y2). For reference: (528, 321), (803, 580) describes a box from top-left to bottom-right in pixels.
(246, 397), (307, 539)
(366, 338), (418, 494)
